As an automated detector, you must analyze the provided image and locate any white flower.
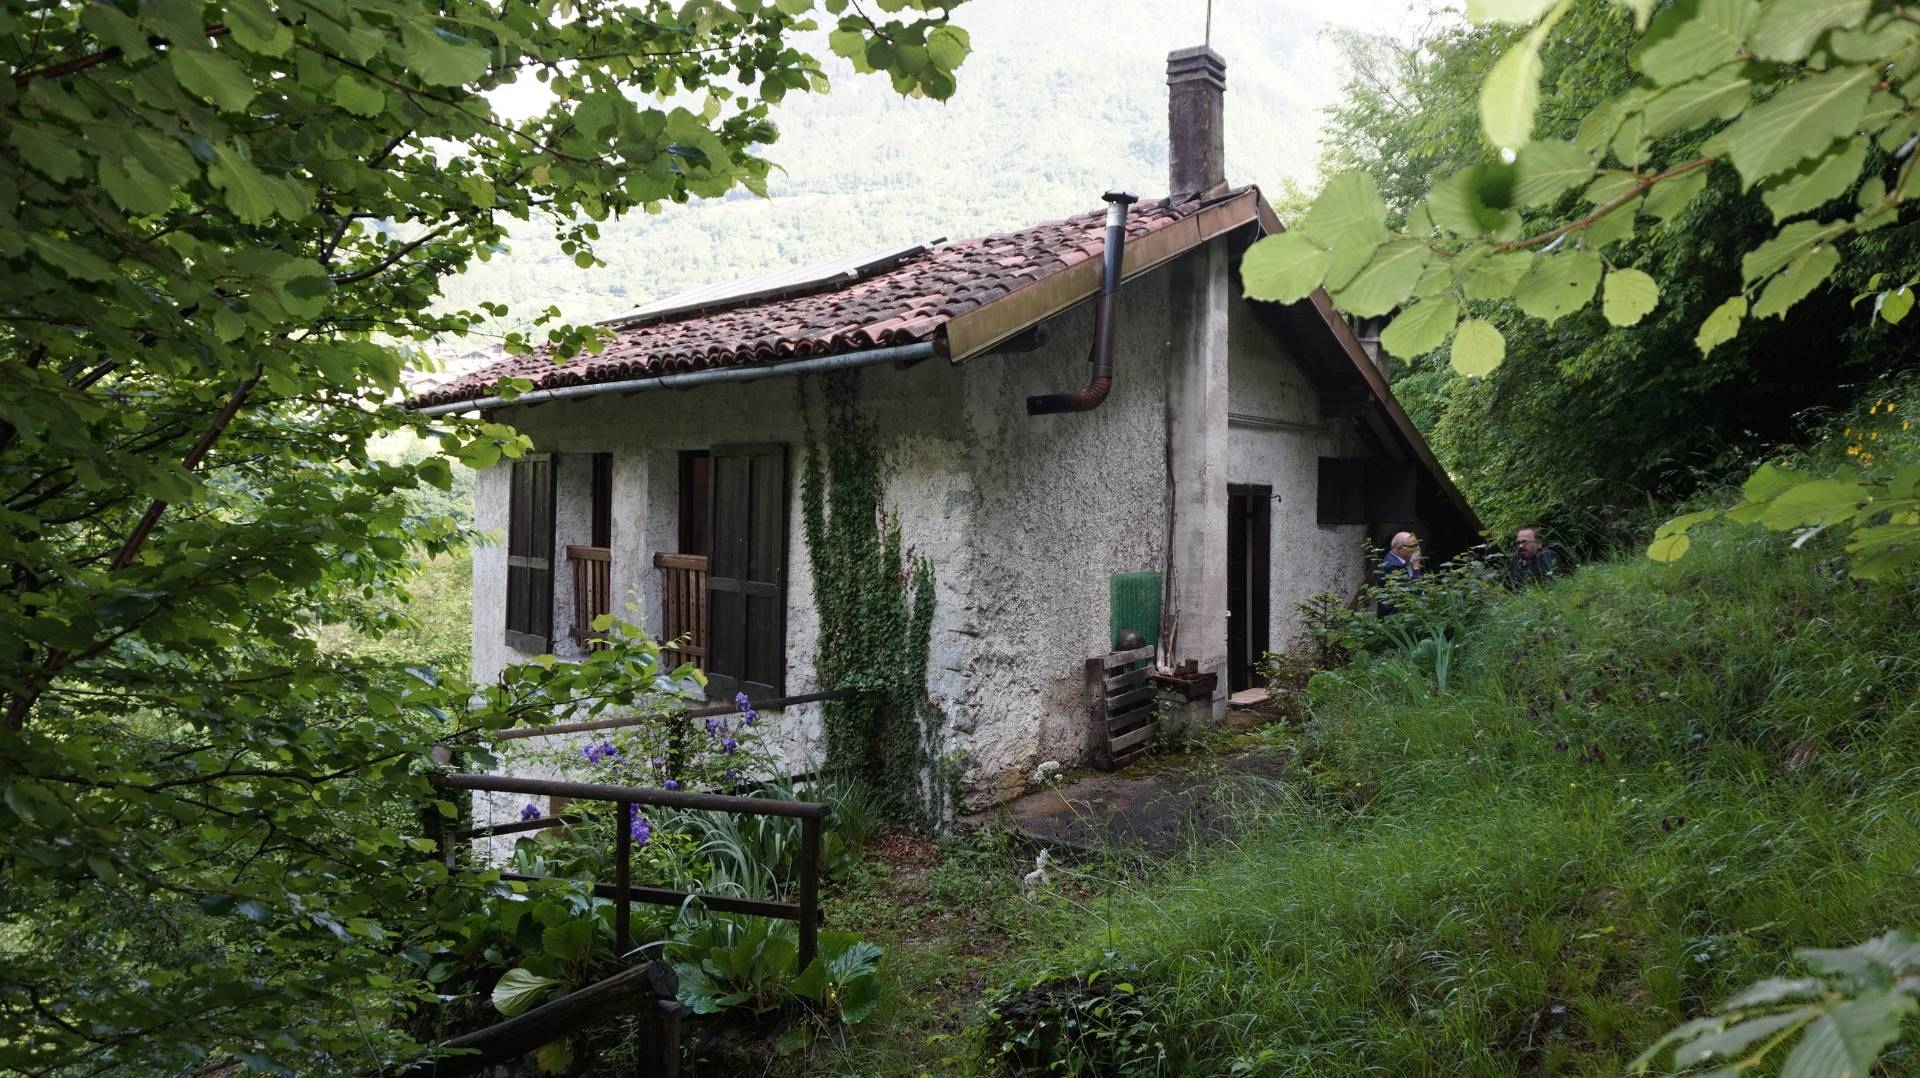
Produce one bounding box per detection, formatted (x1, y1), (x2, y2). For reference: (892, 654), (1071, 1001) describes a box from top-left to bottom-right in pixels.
(1031, 760), (1062, 786)
(1022, 848), (1052, 898)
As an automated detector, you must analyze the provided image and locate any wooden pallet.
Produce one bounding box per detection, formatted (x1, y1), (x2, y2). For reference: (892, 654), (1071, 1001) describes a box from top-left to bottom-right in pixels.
(1091, 644), (1156, 770)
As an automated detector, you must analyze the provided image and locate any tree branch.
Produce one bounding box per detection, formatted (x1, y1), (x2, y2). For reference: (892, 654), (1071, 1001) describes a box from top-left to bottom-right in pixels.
(11, 25), (230, 86)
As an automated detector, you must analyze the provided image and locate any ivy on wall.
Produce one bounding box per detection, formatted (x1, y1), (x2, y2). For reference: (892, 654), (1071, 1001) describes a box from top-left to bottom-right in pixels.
(799, 372), (943, 820)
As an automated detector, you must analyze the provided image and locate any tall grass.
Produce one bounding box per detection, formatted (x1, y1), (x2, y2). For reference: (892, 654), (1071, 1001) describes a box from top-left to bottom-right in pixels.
(992, 528), (1920, 1075)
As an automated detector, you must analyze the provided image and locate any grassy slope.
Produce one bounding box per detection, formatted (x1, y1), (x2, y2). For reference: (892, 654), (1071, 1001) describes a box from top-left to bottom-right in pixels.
(961, 528), (1920, 1075)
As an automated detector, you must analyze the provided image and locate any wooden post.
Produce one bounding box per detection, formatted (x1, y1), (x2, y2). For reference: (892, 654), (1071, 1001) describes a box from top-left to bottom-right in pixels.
(615, 800), (632, 957)
(797, 815), (820, 972)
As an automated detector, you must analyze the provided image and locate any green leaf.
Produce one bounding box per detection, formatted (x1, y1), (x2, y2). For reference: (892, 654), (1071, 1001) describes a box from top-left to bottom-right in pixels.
(1743, 219), (1847, 284)
(209, 148), (307, 225)
(492, 968), (563, 1017)
(1481, 33), (1545, 149)
(331, 77), (387, 118)
(1676, 1008), (1815, 1067)
(9, 121), (85, 182)
(1643, 170), (1711, 223)
(1760, 477), (1869, 527)
(1761, 138), (1869, 223)
(1334, 239), (1431, 317)
(1696, 294), (1747, 354)
(1584, 198), (1638, 248)
(1641, 66), (1752, 137)
(1512, 139), (1594, 207)
(1379, 296), (1461, 357)
(1780, 995), (1913, 1077)
(1879, 286), (1914, 324)
(541, 918), (594, 962)
(99, 156), (174, 216)
(1467, 0), (1559, 22)
(1633, 0), (1760, 85)
(1241, 232), (1329, 303)
(1647, 533), (1693, 561)
(1751, 244), (1839, 319)
(534, 1038), (574, 1074)
(226, 0), (294, 56)
(29, 234), (114, 281)
(1297, 172), (1389, 288)
(1450, 319), (1506, 376)
(1513, 250), (1604, 323)
(925, 25), (969, 70)
(401, 21), (490, 87)
(1602, 268), (1661, 325)
(1464, 251), (1536, 299)
(1722, 64), (1876, 188)
(1751, 0), (1872, 61)
(170, 48), (256, 112)
(1426, 165), (1514, 237)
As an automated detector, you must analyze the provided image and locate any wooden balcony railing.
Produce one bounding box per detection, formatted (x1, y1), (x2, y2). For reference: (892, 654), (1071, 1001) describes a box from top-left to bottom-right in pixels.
(567, 545), (611, 646)
(654, 552), (708, 671)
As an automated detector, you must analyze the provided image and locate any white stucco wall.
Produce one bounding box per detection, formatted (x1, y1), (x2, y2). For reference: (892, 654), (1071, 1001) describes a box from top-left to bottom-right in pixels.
(1225, 290), (1371, 654)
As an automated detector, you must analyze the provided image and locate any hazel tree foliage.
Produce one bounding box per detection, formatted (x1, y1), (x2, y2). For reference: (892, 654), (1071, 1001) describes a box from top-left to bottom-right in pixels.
(1244, 0), (1920, 578)
(0, 0), (967, 1072)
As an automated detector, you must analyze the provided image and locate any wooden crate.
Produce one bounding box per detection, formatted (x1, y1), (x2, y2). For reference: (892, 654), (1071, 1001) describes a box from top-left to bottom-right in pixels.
(1089, 644), (1156, 770)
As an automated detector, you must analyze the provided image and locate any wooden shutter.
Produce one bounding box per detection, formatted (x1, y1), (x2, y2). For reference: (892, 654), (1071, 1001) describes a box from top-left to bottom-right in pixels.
(590, 453), (613, 548)
(505, 453), (555, 651)
(705, 444), (787, 698)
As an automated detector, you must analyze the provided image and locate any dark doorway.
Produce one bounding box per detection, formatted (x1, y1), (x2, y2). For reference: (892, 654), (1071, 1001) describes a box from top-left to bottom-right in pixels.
(1227, 484), (1272, 694)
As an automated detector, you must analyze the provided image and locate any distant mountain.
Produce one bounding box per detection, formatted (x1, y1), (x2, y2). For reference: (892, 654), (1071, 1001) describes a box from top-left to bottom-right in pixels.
(424, 0), (1379, 368)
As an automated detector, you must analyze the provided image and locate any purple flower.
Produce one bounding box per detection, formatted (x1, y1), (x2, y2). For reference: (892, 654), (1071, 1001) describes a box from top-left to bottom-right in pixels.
(663, 779), (681, 791)
(520, 803), (542, 822)
(740, 707), (758, 727)
(704, 717), (725, 735)
(722, 736), (738, 755)
(725, 768), (740, 784)
(735, 692), (752, 711)
(580, 738), (621, 765)
(625, 803), (652, 845)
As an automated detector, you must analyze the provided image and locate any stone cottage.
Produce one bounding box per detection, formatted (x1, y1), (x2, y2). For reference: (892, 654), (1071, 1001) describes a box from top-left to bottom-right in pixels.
(410, 47), (1479, 806)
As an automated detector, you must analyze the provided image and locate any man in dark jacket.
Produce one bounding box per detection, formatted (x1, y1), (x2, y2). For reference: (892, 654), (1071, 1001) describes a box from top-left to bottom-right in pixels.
(1377, 532), (1421, 616)
(1505, 526), (1565, 588)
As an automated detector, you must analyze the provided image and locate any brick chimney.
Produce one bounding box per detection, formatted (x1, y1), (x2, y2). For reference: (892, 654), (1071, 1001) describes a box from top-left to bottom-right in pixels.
(1166, 46), (1227, 200)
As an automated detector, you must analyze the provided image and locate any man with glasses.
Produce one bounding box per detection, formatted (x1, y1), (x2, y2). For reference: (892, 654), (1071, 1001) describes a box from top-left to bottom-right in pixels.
(1377, 531), (1422, 616)
(1505, 526), (1565, 588)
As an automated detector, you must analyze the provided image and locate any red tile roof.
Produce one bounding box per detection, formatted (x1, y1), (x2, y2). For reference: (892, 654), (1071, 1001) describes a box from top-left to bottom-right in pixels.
(408, 197), (1207, 408)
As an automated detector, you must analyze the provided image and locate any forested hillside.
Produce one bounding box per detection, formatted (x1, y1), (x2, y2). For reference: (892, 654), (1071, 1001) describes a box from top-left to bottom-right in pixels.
(428, 0), (1370, 354)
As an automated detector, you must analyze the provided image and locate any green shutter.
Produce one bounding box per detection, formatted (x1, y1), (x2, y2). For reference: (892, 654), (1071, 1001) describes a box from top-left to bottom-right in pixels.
(1110, 571), (1162, 649)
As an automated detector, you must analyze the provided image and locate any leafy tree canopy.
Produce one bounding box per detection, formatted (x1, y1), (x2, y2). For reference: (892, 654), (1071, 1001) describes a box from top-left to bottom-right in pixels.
(1257, 0), (1919, 569)
(0, 0), (966, 1071)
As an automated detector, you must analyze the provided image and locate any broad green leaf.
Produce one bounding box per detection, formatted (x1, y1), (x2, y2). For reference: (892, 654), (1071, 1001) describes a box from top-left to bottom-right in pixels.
(99, 157), (173, 216)
(1656, 509), (1721, 538)
(1743, 462), (1807, 501)
(1603, 268), (1661, 325)
(1696, 294), (1747, 353)
(1761, 138), (1868, 223)
(1722, 63), (1875, 187)
(1676, 1009), (1815, 1067)
(1642, 170), (1709, 223)
(491, 968), (562, 1017)
(1411, 255), (1453, 296)
(1584, 169), (1642, 204)
(1641, 66), (1752, 136)
(534, 1040), (574, 1073)
(1880, 286), (1914, 324)
(1450, 319), (1506, 376)
(1751, 0), (1872, 60)
(925, 25), (969, 70)
(10, 122), (85, 181)
(1648, 533), (1692, 560)
(332, 77), (387, 118)
(1583, 198), (1638, 248)
(1633, 0), (1760, 85)
(1779, 995), (1914, 1077)
(1724, 977), (1825, 1008)
(28, 234), (115, 281)
(401, 22), (490, 86)
(226, 0), (293, 56)
(1753, 244), (1842, 319)
(170, 48), (255, 112)
(1379, 296), (1461, 357)
(1335, 240), (1432, 316)
(1426, 165), (1513, 237)
(1241, 232), (1329, 303)
(1482, 34), (1545, 149)
(1830, 14), (1920, 60)
(1297, 172), (1389, 288)
(1468, 0), (1558, 23)
(1513, 250), (1604, 323)
(1760, 477), (1869, 527)
(1512, 139), (1594, 207)
(541, 918), (594, 962)
(210, 148), (307, 225)
(1742, 219), (1847, 284)
(1464, 250), (1537, 299)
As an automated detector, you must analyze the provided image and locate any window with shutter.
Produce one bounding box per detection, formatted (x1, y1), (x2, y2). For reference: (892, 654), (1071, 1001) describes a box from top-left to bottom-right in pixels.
(705, 444), (787, 698)
(1316, 457), (1368, 525)
(505, 453), (556, 652)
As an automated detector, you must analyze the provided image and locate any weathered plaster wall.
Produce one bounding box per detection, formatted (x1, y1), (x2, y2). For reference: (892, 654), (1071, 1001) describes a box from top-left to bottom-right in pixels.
(1225, 292), (1371, 653)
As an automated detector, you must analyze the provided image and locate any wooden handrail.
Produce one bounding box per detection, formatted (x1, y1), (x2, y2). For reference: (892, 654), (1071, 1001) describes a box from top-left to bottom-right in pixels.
(567, 544), (611, 562)
(652, 552), (706, 571)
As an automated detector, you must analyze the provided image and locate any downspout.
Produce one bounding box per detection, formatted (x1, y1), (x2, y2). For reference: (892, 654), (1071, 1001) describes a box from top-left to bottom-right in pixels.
(1026, 190), (1139, 415)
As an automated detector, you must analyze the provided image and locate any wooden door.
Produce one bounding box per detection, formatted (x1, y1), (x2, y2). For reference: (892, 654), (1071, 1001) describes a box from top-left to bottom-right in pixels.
(1226, 485), (1271, 694)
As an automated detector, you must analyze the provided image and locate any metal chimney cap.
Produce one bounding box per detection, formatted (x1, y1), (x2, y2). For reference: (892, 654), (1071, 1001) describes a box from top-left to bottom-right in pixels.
(1103, 190), (1140, 205)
